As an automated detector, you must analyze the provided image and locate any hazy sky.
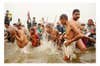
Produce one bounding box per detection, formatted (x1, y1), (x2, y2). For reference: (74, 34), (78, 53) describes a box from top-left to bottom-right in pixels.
(4, 2), (96, 27)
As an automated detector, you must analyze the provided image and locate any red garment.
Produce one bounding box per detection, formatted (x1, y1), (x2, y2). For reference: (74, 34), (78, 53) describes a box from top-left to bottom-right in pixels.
(31, 34), (39, 47)
(82, 38), (87, 47)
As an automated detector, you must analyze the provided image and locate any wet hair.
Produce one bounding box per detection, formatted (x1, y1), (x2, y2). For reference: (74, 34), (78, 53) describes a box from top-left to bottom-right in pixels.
(73, 9), (80, 14)
(60, 14), (68, 20)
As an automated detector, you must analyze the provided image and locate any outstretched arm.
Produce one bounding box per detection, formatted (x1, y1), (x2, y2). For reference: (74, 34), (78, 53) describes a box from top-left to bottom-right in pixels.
(65, 23), (95, 46)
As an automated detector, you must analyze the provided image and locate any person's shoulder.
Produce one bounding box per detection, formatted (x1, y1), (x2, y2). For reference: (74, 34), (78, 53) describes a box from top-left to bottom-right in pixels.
(68, 18), (74, 23)
(69, 18), (74, 22)
(68, 21), (74, 26)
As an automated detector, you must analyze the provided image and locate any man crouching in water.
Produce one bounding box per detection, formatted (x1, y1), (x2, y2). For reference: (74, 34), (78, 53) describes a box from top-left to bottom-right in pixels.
(15, 23), (28, 48)
(59, 14), (96, 61)
(5, 23), (16, 43)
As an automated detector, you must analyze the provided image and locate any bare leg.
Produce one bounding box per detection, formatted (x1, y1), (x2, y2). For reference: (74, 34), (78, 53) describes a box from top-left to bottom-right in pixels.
(76, 39), (87, 51)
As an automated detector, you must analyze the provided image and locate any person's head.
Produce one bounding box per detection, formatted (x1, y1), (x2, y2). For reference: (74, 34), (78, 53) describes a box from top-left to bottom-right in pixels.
(18, 18), (20, 22)
(57, 22), (60, 25)
(42, 17), (44, 21)
(41, 24), (44, 29)
(5, 10), (9, 17)
(88, 19), (94, 25)
(30, 27), (36, 34)
(6, 10), (9, 15)
(45, 24), (52, 33)
(72, 9), (80, 21)
(80, 23), (85, 30)
(38, 23), (41, 28)
(6, 10), (9, 12)
(60, 14), (68, 25)
(17, 23), (22, 29)
(13, 23), (17, 27)
(33, 17), (36, 20)
(5, 23), (9, 28)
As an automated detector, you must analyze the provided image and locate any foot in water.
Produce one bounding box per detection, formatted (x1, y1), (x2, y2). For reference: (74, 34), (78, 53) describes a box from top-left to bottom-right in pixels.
(63, 56), (70, 61)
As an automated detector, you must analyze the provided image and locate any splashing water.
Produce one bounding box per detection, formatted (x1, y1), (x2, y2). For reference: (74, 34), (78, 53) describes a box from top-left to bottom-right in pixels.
(4, 33), (96, 63)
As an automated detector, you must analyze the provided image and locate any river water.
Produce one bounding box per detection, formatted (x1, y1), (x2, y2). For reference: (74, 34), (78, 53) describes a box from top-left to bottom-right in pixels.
(4, 39), (96, 63)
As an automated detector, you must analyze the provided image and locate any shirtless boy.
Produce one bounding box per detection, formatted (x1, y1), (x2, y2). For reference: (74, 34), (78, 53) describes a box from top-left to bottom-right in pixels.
(15, 23), (28, 48)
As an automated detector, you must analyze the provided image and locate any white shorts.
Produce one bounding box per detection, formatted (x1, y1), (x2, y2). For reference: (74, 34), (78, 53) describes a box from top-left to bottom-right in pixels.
(62, 40), (76, 60)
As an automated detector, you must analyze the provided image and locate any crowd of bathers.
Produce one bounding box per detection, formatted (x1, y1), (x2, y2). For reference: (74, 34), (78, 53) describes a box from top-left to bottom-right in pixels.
(4, 9), (96, 61)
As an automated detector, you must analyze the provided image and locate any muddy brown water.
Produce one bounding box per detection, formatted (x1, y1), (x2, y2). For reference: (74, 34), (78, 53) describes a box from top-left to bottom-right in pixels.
(4, 39), (96, 63)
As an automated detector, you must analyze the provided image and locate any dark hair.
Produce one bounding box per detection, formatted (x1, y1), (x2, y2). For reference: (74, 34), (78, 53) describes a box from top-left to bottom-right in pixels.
(73, 9), (80, 14)
(18, 18), (20, 21)
(60, 14), (68, 20)
(6, 10), (9, 13)
(5, 23), (9, 26)
(38, 23), (41, 26)
(33, 17), (35, 19)
(81, 23), (85, 26)
(13, 23), (17, 26)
